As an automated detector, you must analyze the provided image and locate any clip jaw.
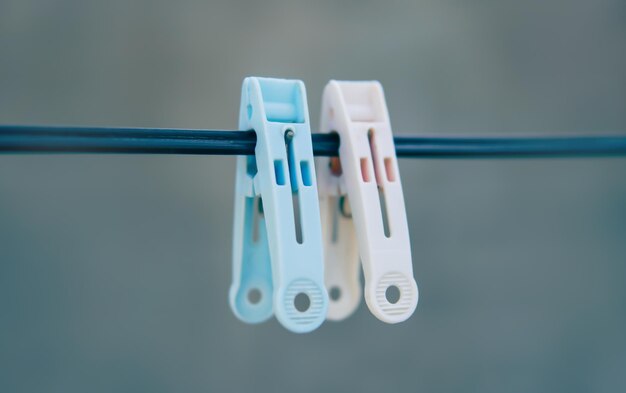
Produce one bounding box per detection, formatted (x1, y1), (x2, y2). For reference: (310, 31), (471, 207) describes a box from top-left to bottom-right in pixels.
(318, 80), (418, 323)
(231, 77), (328, 333)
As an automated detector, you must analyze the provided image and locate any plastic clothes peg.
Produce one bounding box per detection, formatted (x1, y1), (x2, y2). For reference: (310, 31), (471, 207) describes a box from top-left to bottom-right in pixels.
(317, 80), (418, 323)
(230, 77), (328, 333)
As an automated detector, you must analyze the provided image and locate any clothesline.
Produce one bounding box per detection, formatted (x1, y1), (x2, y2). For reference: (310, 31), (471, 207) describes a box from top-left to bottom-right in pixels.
(1, 124), (626, 158)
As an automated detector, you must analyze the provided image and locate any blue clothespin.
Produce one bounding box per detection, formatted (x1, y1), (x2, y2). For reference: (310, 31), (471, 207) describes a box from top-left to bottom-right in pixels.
(230, 77), (328, 333)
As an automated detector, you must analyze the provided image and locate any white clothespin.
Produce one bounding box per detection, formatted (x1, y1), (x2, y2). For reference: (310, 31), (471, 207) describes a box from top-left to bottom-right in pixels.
(317, 80), (418, 323)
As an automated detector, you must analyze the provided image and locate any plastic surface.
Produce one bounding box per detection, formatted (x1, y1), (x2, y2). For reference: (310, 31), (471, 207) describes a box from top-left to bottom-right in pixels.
(230, 77), (328, 333)
(317, 80), (418, 323)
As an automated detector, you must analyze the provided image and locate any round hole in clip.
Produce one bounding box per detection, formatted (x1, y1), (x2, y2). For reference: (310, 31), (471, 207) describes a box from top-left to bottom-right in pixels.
(385, 285), (401, 304)
(247, 288), (262, 304)
(329, 286), (341, 301)
(294, 292), (310, 312)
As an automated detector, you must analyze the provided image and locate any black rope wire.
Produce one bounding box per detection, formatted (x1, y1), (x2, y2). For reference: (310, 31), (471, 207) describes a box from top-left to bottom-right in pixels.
(1, 124), (626, 158)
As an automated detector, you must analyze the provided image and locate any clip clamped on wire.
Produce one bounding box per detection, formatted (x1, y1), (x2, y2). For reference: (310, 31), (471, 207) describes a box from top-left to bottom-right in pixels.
(230, 77), (328, 333)
(317, 80), (418, 323)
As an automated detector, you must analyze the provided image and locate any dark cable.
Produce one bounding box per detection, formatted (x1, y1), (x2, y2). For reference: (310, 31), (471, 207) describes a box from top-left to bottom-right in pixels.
(1, 124), (626, 158)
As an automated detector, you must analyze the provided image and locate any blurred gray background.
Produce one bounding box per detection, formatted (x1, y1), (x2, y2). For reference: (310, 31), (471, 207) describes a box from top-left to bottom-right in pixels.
(1, 1), (625, 392)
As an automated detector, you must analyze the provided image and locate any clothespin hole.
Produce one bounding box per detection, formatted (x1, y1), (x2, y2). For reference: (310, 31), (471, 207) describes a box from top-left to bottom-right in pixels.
(329, 286), (341, 301)
(385, 285), (401, 304)
(247, 104), (253, 120)
(294, 293), (311, 312)
(247, 288), (262, 304)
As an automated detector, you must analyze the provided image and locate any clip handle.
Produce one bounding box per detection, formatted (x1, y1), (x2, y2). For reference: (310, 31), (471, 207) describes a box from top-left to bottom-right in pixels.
(320, 80), (418, 323)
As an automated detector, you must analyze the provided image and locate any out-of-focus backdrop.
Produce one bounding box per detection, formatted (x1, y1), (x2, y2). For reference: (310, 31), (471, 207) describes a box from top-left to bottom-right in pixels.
(1, 1), (625, 392)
